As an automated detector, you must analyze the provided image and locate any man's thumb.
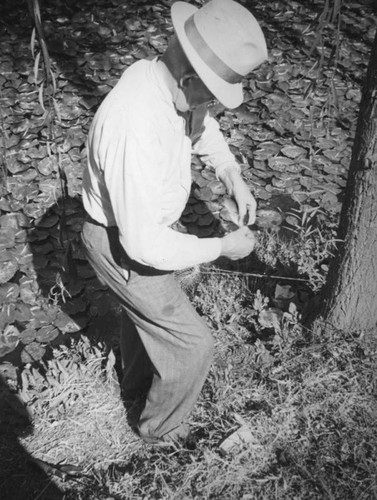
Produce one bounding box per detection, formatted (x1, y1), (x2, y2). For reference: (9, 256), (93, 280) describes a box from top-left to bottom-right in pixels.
(237, 206), (248, 226)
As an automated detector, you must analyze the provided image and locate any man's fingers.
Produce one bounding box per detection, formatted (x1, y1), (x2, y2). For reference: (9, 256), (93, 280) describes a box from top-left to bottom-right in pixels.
(234, 192), (257, 225)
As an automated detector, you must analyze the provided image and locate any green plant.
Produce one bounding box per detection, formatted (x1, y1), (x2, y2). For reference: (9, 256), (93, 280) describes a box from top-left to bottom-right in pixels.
(255, 204), (340, 290)
(191, 268), (251, 332)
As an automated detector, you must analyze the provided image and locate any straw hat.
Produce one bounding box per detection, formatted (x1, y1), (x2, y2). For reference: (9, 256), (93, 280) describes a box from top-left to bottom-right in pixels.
(171, 0), (268, 109)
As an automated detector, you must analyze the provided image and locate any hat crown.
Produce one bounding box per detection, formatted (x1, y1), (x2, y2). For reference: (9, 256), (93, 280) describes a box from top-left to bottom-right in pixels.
(186, 0), (267, 79)
(171, 0), (267, 108)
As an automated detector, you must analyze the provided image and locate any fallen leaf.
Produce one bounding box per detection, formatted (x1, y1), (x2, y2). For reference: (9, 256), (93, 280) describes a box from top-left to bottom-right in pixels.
(21, 342), (46, 364)
(0, 260), (18, 284)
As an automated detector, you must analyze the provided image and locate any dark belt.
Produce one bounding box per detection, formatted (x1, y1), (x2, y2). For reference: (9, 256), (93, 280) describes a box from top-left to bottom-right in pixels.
(84, 212), (172, 277)
(84, 212), (116, 228)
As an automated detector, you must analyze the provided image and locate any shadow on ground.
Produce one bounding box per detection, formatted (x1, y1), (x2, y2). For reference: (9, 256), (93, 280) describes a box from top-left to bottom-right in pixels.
(0, 373), (66, 499)
(0, 195), (128, 498)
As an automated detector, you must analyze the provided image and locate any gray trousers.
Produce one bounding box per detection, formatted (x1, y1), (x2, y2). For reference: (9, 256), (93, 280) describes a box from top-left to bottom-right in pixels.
(81, 220), (214, 440)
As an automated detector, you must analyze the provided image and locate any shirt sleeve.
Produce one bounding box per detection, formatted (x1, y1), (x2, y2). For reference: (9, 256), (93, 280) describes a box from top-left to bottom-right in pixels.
(192, 111), (241, 178)
(102, 116), (222, 271)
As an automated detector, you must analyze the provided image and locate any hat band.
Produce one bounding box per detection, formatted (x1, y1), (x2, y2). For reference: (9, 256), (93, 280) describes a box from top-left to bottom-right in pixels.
(184, 16), (243, 85)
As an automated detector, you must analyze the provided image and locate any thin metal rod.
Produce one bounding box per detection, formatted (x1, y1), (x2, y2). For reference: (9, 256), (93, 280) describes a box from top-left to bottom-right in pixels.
(201, 269), (310, 282)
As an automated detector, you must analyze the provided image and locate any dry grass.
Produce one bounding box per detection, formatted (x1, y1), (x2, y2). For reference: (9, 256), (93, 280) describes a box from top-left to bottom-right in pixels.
(2, 271), (377, 499)
(21, 348), (134, 466)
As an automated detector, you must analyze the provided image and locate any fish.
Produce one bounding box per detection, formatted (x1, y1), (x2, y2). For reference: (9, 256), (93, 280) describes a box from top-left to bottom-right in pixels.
(222, 197), (283, 229)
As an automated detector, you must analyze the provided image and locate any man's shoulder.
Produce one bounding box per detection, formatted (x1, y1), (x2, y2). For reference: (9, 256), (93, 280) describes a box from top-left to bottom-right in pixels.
(117, 59), (162, 101)
(90, 58), (176, 142)
(120, 58), (152, 84)
(105, 60), (169, 115)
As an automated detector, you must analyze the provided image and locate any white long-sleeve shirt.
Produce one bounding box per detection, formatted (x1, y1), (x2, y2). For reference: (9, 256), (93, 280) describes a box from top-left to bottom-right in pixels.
(82, 58), (240, 271)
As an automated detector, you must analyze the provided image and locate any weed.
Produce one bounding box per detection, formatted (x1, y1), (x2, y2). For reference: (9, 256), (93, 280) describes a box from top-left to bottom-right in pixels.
(175, 205), (339, 294)
(48, 271), (72, 305)
(254, 204), (340, 290)
(191, 269), (251, 334)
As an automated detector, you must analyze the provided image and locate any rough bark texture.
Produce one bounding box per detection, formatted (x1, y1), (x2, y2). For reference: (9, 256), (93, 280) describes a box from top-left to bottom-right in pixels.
(321, 31), (377, 333)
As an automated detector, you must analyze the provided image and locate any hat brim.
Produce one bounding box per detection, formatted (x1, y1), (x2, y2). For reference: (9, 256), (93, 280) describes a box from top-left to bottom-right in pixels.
(171, 1), (243, 109)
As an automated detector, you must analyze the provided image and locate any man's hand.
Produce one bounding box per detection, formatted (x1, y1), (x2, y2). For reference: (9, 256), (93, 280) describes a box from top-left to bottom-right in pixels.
(220, 226), (256, 260)
(219, 167), (256, 225)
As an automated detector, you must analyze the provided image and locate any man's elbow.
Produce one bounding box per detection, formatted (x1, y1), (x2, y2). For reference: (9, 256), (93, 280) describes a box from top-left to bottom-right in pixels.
(125, 241), (169, 271)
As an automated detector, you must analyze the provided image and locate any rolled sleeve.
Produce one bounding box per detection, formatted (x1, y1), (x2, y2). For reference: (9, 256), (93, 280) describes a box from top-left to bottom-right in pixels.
(192, 112), (241, 178)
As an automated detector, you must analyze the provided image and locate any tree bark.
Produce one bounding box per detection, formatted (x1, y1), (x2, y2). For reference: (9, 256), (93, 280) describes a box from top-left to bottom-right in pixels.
(320, 30), (377, 333)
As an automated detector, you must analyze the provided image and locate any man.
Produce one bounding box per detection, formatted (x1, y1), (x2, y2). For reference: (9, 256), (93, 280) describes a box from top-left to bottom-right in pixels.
(81, 0), (267, 445)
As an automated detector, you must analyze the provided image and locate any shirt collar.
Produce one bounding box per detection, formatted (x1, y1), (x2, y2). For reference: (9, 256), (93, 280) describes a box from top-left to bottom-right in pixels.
(149, 57), (176, 110)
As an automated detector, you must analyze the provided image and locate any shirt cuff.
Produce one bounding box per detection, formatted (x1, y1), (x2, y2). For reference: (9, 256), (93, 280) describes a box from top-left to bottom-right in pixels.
(199, 237), (222, 265)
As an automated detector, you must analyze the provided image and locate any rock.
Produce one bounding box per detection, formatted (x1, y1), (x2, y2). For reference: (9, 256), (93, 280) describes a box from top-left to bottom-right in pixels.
(219, 415), (255, 455)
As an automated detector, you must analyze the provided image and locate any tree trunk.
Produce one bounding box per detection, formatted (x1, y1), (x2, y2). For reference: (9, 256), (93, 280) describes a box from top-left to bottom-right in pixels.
(320, 30), (377, 333)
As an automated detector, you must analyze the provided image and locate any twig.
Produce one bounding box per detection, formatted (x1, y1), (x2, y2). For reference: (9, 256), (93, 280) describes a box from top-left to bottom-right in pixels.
(0, 85), (9, 188)
(27, 0), (53, 88)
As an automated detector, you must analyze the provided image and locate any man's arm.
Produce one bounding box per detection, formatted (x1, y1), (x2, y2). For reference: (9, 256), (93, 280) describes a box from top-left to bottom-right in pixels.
(102, 119), (222, 271)
(192, 112), (257, 225)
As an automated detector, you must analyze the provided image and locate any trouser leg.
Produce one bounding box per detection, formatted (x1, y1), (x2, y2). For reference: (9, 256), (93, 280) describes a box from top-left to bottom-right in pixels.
(119, 308), (154, 398)
(122, 275), (214, 440)
(81, 221), (214, 440)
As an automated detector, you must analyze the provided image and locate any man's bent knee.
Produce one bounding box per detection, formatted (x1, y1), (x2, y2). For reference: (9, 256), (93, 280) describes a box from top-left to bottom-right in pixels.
(192, 324), (214, 369)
